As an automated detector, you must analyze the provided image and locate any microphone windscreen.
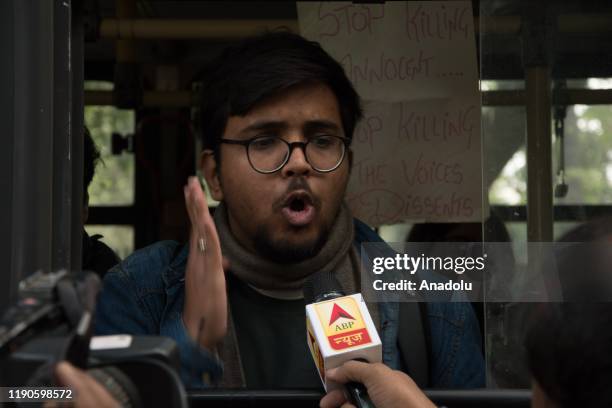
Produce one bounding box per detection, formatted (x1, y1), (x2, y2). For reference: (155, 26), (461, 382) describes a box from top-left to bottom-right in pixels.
(303, 270), (345, 304)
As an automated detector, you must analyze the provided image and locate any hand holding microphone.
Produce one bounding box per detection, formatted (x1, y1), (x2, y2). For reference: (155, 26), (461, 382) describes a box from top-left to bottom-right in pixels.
(320, 360), (436, 408)
(303, 271), (381, 408)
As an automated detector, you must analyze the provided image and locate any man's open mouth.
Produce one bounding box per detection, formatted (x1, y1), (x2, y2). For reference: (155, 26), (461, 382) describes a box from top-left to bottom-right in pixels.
(281, 192), (316, 227)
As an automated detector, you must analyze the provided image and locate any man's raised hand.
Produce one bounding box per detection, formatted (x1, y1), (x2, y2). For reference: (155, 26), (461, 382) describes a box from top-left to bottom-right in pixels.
(182, 176), (227, 350)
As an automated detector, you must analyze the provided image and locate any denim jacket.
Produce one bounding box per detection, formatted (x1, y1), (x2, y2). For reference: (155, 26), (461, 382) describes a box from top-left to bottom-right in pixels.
(94, 218), (485, 389)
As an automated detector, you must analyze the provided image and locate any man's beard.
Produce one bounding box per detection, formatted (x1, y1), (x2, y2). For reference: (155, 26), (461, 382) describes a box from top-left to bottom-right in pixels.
(253, 223), (332, 264)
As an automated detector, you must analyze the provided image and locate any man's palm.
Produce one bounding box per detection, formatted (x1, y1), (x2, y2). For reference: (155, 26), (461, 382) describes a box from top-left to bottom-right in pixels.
(182, 176), (227, 350)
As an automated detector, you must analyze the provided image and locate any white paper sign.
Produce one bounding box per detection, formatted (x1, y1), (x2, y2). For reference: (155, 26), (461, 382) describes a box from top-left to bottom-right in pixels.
(298, 1), (482, 225)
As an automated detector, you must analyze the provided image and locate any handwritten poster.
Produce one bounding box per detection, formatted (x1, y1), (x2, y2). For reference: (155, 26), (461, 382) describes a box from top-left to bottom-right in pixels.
(297, 1), (482, 226)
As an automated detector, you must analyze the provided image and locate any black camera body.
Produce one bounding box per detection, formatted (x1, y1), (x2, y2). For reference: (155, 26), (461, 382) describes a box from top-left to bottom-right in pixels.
(0, 270), (188, 407)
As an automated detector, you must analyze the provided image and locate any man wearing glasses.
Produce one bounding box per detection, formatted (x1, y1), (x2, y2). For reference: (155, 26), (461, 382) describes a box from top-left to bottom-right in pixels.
(95, 32), (484, 390)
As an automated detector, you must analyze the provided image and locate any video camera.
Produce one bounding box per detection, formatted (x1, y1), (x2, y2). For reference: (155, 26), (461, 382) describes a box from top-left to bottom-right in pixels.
(0, 270), (187, 407)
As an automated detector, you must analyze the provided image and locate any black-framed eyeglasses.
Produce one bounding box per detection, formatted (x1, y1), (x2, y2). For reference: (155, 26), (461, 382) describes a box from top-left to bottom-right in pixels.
(219, 135), (350, 174)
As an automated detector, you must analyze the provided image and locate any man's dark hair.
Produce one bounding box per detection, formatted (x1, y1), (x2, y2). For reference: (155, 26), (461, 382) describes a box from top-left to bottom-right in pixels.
(83, 127), (101, 204)
(525, 304), (612, 407)
(198, 31), (362, 159)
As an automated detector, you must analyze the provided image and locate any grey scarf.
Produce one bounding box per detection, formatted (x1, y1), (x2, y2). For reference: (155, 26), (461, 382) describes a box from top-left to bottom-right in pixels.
(214, 201), (356, 291)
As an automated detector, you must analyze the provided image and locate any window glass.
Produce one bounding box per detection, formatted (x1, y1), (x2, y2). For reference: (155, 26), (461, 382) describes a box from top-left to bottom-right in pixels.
(84, 225), (134, 260)
(553, 103), (612, 205)
(84, 81), (135, 206)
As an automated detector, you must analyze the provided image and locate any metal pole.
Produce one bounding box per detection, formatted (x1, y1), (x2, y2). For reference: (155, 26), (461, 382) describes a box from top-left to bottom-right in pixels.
(0, 0), (16, 312)
(482, 89), (612, 107)
(51, 0), (74, 272)
(71, 1), (85, 271)
(100, 18), (299, 39)
(525, 67), (553, 242)
(557, 13), (612, 33)
(85, 90), (192, 106)
(85, 88), (612, 108)
(113, 0), (140, 109)
(523, 7), (553, 243)
(6, 0), (56, 298)
(97, 14), (612, 40)
(476, 16), (521, 35)
(481, 90), (525, 107)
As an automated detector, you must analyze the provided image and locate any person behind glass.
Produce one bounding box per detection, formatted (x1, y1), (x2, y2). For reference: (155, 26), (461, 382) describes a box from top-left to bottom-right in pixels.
(555, 217), (612, 301)
(406, 213), (515, 336)
(82, 127), (120, 279)
(525, 303), (612, 408)
(524, 219), (612, 408)
(94, 31), (484, 389)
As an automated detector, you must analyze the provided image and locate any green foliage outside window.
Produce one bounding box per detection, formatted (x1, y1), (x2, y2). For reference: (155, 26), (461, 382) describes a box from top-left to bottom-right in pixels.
(488, 79), (612, 205)
(83, 81), (135, 259)
(84, 81), (135, 206)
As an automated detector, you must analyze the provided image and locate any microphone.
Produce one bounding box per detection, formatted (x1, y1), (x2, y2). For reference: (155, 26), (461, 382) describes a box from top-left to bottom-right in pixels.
(304, 271), (381, 408)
